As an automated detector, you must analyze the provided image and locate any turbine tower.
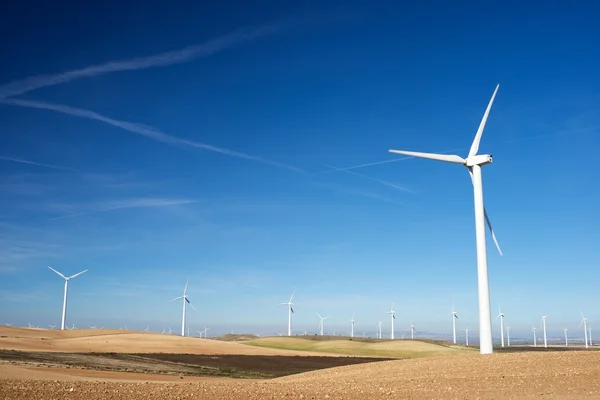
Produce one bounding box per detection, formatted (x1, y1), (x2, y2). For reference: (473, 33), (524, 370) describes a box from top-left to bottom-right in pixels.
(389, 84), (503, 354)
(385, 302), (396, 339)
(541, 315), (548, 348)
(278, 290), (295, 336)
(564, 328), (568, 347)
(316, 313), (329, 336)
(580, 313), (589, 348)
(531, 326), (537, 347)
(495, 306), (505, 347)
(410, 322), (416, 339)
(448, 301), (458, 344)
(48, 266), (88, 330)
(506, 326), (511, 347)
(346, 313), (355, 338)
(465, 328), (469, 346)
(377, 321), (382, 339)
(168, 279), (196, 336)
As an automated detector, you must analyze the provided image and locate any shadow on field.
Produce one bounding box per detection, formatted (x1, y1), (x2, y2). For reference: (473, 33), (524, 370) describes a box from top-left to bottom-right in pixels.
(0, 350), (393, 379)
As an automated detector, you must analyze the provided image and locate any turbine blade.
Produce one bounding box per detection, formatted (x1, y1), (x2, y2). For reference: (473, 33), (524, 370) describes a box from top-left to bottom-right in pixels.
(467, 168), (502, 256)
(188, 302), (197, 310)
(68, 269), (88, 279)
(389, 150), (465, 164)
(48, 266), (66, 279)
(168, 296), (183, 302)
(484, 207), (503, 256)
(468, 84), (500, 158)
(291, 307), (294, 314)
(183, 279), (189, 295)
(289, 289), (296, 303)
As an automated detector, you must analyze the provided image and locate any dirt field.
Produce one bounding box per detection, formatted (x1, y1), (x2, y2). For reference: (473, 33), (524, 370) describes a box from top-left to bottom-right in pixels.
(2, 327), (600, 399)
(0, 349), (389, 378)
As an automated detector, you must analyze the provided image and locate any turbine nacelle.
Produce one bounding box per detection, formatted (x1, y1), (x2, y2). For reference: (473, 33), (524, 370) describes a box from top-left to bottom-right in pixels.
(465, 154), (493, 167)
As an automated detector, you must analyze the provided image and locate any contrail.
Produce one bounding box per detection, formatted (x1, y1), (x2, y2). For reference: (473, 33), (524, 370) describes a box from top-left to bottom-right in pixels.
(51, 198), (196, 220)
(323, 164), (413, 193)
(0, 98), (303, 173)
(0, 156), (77, 172)
(0, 24), (280, 99)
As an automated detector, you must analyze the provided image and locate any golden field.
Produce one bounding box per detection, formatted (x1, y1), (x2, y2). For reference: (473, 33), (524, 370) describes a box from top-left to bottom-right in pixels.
(1, 326), (599, 399)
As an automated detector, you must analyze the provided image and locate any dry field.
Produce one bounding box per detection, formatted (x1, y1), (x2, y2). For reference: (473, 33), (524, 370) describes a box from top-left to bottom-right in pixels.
(2, 326), (600, 399)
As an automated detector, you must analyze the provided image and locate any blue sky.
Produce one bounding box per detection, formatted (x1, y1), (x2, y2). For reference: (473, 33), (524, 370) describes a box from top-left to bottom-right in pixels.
(1, 1), (599, 340)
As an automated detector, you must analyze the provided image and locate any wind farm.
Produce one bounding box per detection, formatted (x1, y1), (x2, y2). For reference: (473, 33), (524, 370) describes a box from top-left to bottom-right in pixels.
(2, 2), (600, 399)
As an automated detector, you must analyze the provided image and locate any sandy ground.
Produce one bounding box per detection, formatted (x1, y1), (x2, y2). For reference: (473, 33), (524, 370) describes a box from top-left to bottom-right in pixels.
(2, 327), (600, 399)
(0, 327), (337, 356)
(2, 352), (600, 399)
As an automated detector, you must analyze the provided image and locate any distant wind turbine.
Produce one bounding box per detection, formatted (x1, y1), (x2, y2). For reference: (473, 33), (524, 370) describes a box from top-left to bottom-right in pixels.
(506, 326), (510, 347)
(448, 301), (458, 344)
(564, 328), (568, 347)
(168, 279), (196, 336)
(346, 313), (355, 338)
(144, 326), (150, 332)
(465, 328), (469, 346)
(377, 321), (382, 339)
(389, 84), (503, 355)
(49, 325), (56, 329)
(316, 313), (329, 336)
(531, 325), (537, 347)
(410, 322), (416, 339)
(580, 313), (589, 349)
(278, 290), (295, 336)
(541, 315), (548, 348)
(385, 302), (396, 340)
(589, 325), (593, 346)
(495, 306), (505, 347)
(48, 266), (88, 330)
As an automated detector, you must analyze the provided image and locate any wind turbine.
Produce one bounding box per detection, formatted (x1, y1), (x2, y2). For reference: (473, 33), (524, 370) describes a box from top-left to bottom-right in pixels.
(346, 313), (355, 338)
(168, 279), (196, 337)
(377, 321), (382, 339)
(278, 290), (295, 336)
(144, 326), (150, 332)
(448, 301), (458, 344)
(541, 315), (548, 348)
(49, 325), (56, 329)
(589, 325), (593, 346)
(531, 325), (537, 347)
(580, 313), (589, 348)
(506, 326), (510, 347)
(48, 266), (88, 330)
(389, 84), (503, 355)
(564, 328), (568, 347)
(465, 328), (469, 346)
(410, 322), (416, 339)
(316, 313), (329, 336)
(495, 306), (505, 347)
(385, 302), (396, 340)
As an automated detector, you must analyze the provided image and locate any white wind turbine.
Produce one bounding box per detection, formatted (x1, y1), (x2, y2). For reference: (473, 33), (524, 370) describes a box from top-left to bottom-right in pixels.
(389, 84), (503, 354)
(541, 315), (548, 348)
(316, 313), (329, 336)
(48, 266), (88, 330)
(506, 326), (510, 346)
(278, 290), (295, 336)
(377, 321), (382, 339)
(410, 322), (416, 339)
(531, 325), (537, 347)
(495, 306), (505, 347)
(589, 325), (593, 346)
(564, 328), (568, 347)
(448, 301), (459, 344)
(346, 313), (355, 338)
(579, 313), (589, 348)
(385, 302), (396, 339)
(465, 328), (469, 346)
(168, 279), (196, 337)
